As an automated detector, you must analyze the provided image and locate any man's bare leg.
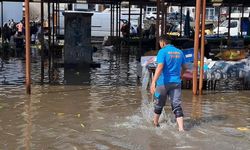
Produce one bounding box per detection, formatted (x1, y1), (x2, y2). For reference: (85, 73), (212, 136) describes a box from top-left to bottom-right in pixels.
(153, 113), (160, 127)
(176, 117), (184, 131)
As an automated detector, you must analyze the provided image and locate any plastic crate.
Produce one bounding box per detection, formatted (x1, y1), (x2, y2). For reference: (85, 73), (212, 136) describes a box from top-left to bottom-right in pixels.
(182, 48), (194, 63)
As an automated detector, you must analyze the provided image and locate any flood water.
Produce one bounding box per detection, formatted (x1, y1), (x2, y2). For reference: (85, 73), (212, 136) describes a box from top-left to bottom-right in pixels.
(0, 47), (250, 150)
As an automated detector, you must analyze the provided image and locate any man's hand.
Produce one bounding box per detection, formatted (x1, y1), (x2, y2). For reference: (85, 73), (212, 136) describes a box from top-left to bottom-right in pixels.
(150, 64), (163, 95)
(150, 82), (156, 95)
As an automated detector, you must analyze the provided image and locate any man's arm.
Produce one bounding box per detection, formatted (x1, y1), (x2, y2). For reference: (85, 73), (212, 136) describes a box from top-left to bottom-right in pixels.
(150, 63), (164, 94)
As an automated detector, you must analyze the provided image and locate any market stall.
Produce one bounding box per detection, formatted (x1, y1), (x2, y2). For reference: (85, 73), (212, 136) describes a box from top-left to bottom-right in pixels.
(141, 50), (250, 90)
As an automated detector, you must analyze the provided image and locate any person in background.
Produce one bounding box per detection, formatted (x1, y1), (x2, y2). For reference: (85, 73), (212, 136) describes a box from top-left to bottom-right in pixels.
(204, 38), (211, 59)
(9, 19), (15, 29)
(137, 24), (142, 37)
(199, 37), (211, 59)
(121, 22), (129, 38)
(149, 24), (156, 39)
(16, 21), (23, 36)
(2, 23), (11, 43)
(150, 35), (188, 131)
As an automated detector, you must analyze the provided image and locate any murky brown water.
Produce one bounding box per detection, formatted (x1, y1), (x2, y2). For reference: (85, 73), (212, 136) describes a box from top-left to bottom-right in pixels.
(0, 47), (250, 150)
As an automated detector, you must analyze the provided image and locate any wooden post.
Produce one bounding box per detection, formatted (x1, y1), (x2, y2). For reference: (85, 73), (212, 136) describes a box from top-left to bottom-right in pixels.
(199, 0), (206, 95)
(25, 0), (31, 94)
(156, 0), (160, 50)
(41, 0), (44, 84)
(193, 0), (201, 95)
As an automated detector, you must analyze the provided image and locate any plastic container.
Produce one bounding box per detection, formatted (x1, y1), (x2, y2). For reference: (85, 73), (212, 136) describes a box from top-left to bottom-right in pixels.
(182, 48), (194, 63)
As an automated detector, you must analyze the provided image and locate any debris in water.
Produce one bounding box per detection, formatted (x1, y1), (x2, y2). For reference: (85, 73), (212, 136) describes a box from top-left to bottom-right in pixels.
(237, 127), (249, 131)
(13, 102), (24, 108)
(197, 130), (207, 135)
(80, 124), (85, 128)
(76, 114), (81, 118)
(175, 146), (194, 149)
(5, 132), (15, 136)
(57, 113), (64, 116)
(92, 129), (105, 132)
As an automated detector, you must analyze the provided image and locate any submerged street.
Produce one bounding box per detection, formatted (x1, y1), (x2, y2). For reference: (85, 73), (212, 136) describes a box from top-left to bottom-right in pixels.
(0, 48), (249, 149)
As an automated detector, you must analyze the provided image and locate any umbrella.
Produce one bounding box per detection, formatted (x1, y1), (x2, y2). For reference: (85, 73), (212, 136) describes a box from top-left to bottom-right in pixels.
(184, 9), (191, 38)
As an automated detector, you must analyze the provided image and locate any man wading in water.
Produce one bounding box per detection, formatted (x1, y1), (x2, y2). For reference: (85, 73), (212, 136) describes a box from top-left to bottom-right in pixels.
(150, 35), (188, 131)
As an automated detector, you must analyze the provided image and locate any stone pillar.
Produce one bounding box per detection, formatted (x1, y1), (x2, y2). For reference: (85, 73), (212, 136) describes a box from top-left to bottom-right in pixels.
(63, 11), (93, 65)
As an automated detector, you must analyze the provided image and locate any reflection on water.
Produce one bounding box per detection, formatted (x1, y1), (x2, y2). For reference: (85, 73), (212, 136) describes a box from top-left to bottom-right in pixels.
(0, 47), (250, 149)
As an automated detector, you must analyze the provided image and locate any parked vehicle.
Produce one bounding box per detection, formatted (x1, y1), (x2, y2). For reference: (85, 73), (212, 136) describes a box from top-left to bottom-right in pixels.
(167, 12), (194, 22)
(213, 13), (250, 36)
(145, 12), (161, 20)
(58, 8), (142, 37)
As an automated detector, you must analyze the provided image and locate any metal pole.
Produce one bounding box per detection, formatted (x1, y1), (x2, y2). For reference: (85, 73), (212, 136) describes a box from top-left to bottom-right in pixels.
(156, 0), (160, 50)
(228, 5), (231, 47)
(48, 1), (51, 82)
(1, 1), (3, 45)
(139, 0), (143, 59)
(112, 4), (114, 37)
(41, 0), (44, 84)
(162, 3), (165, 35)
(57, 2), (60, 36)
(55, 2), (58, 38)
(193, 0), (201, 95)
(112, 4), (115, 37)
(217, 7), (220, 37)
(199, 0), (206, 95)
(161, 0), (165, 35)
(128, 1), (131, 40)
(241, 5), (244, 37)
(165, 5), (168, 35)
(119, 2), (121, 38)
(180, 4), (183, 37)
(116, 3), (118, 37)
(110, 4), (112, 37)
(25, 0), (31, 94)
(52, 2), (55, 65)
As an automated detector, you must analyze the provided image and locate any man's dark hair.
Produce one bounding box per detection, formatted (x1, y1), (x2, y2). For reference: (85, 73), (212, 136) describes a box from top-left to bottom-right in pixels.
(159, 35), (172, 44)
